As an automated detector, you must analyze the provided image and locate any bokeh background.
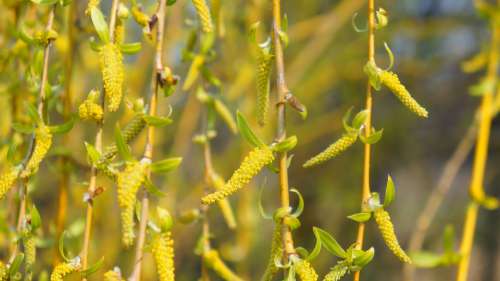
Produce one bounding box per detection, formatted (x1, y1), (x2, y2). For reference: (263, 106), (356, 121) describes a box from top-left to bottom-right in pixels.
(0, 0), (499, 280)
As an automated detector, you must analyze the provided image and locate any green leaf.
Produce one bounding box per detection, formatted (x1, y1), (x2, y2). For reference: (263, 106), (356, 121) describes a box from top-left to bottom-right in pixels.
(410, 251), (443, 268)
(353, 247), (375, 268)
(84, 142), (101, 165)
(114, 125), (133, 162)
(342, 107), (354, 132)
(150, 157), (182, 173)
(290, 188), (304, 218)
(90, 7), (110, 43)
(283, 216), (301, 230)
(313, 227), (346, 258)
(469, 77), (495, 96)
(347, 212), (371, 223)
(49, 116), (75, 134)
(9, 253), (24, 278)
(89, 37), (102, 52)
(18, 25), (35, 45)
(360, 128), (383, 144)
(282, 14), (288, 32)
(26, 103), (41, 124)
(144, 178), (166, 198)
(214, 99), (237, 134)
(12, 123), (34, 134)
(352, 110), (369, 130)
(258, 186), (273, 220)
(236, 111), (266, 148)
(272, 135), (297, 153)
(166, 0), (176, 5)
(30, 205), (42, 230)
(81, 256), (104, 277)
(442, 225), (455, 254)
(58, 231), (71, 262)
(295, 247), (309, 259)
(120, 42), (142, 54)
(31, 0), (59, 5)
(143, 115), (173, 127)
(307, 228), (322, 261)
(383, 175), (395, 207)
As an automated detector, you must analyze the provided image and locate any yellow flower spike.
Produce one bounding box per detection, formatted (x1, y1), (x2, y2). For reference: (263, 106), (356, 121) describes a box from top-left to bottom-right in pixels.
(261, 223), (282, 281)
(21, 124), (52, 178)
(99, 43), (124, 112)
(152, 232), (175, 281)
(104, 269), (124, 281)
(79, 90), (103, 122)
(303, 133), (357, 168)
(85, 0), (100, 15)
(191, 0), (214, 33)
(373, 208), (411, 263)
(114, 20), (125, 45)
(379, 70), (428, 118)
(0, 261), (8, 281)
(23, 235), (36, 269)
(293, 258), (318, 281)
(323, 265), (348, 281)
(0, 165), (19, 200)
(210, 172), (237, 229)
(256, 48), (273, 126)
(202, 147), (274, 204)
(50, 258), (81, 281)
(203, 250), (244, 281)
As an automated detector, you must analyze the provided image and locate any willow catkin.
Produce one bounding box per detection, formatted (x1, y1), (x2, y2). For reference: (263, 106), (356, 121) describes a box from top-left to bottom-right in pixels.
(78, 90), (103, 122)
(21, 124), (52, 178)
(379, 70), (428, 118)
(261, 223), (282, 281)
(303, 133), (357, 168)
(50, 259), (81, 281)
(0, 261), (7, 281)
(373, 208), (411, 263)
(0, 165), (18, 200)
(322, 265), (348, 281)
(99, 43), (124, 112)
(117, 160), (148, 246)
(191, 0), (214, 33)
(104, 269), (124, 281)
(211, 172), (237, 229)
(202, 147), (274, 204)
(294, 259), (318, 281)
(152, 232), (175, 281)
(23, 235), (36, 268)
(114, 20), (125, 45)
(85, 0), (100, 15)
(203, 250), (243, 281)
(256, 49), (273, 126)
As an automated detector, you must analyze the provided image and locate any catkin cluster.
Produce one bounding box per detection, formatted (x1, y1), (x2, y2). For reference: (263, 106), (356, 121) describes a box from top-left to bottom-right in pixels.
(210, 172), (237, 229)
(303, 133), (357, 168)
(203, 250), (243, 281)
(117, 160), (148, 246)
(0, 261), (7, 281)
(78, 90), (103, 121)
(0, 166), (18, 200)
(50, 259), (81, 281)
(152, 232), (175, 281)
(294, 259), (318, 281)
(21, 124), (52, 178)
(323, 265), (348, 281)
(104, 269), (124, 281)
(261, 223), (282, 281)
(373, 208), (411, 263)
(23, 235), (36, 268)
(256, 49), (273, 126)
(99, 43), (124, 112)
(191, 0), (214, 33)
(202, 147), (274, 204)
(378, 70), (428, 118)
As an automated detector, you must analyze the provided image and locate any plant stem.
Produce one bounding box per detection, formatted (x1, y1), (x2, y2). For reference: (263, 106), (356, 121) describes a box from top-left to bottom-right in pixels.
(353, 1), (374, 280)
(456, 18), (500, 281)
(271, 0), (295, 261)
(80, 0), (120, 277)
(130, 1), (167, 280)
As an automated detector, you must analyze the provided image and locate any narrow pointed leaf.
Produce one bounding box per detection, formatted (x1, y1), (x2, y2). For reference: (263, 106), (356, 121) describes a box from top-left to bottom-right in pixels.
(384, 175), (395, 207)
(236, 111), (265, 148)
(150, 157), (182, 173)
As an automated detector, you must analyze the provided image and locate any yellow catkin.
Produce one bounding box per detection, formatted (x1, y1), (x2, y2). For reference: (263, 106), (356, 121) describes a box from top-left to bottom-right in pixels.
(303, 133), (357, 168)
(294, 259), (318, 281)
(104, 270), (124, 281)
(117, 160), (148, 246)
(203, 250), (243, 281)
(202, 147), (274, 204)
(21, 125), (52, 178)
(78, 90), (103, 122)
(0, 166), (18, 200)
(261, 223), (282, 281)
(131, 6), (149, 27)
(322, 265), (348, 281)
(99, 43), (124, 112)
(182, 55), (204, 91)
(211, 172), (237, 229)
(50, 259), (81, 281)
(24, 236), (36, 268)
(85, 0), (100, 15)
(152, 232), (175, 281)
(379, 70), (428, 118)
(373, 208), (411, 263)
(256, 49), (273, 126)
(0, 261), (8, 281)
(191, 0), (214, 33)
(115, 20), (125, 45)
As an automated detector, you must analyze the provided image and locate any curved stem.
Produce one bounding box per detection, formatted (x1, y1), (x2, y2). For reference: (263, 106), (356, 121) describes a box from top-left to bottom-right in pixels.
(353, 1), (375, 281)
(129, 1), (167, 280)
(271, 0), (296, 261)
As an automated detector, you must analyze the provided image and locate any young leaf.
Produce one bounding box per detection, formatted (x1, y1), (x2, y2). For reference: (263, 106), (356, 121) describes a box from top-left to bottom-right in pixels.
(31, 0), (59, 5)
(272, 135), (297, 153)
(442, 225), (455, 254)
(313, 227), (347, 258)
(58, 231), (71, 262)
(26, 103), (41, 124)
(342, 107), (354, 132)
(90, 7), (110, 43)
(30, 205), (42, 230)
(150, 157), (182, 173)
(114, 125), (133, 162)
(49, 116), (75, 134)
(12, 123), (35, 134)
(290, 188), (304, 218)
(360, 128), (383, 144)
(120, 42), (142, 54)
(307, 229), (322, 261)
(144, 178), (167, 198)
(81, 256), (104, 277)
(347, 212), (371, 223)
(258, 186), (273, 220)
(352, 110), (369, 130)
(84, 142), (101, 165)
(236, 111), (266, 148)
(353, 247), (375, 268)
(9, 253), (25, 278)
(383, 175), (395, 207)
(143, 115), (173, 127)
(410, 251), (443, 268)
